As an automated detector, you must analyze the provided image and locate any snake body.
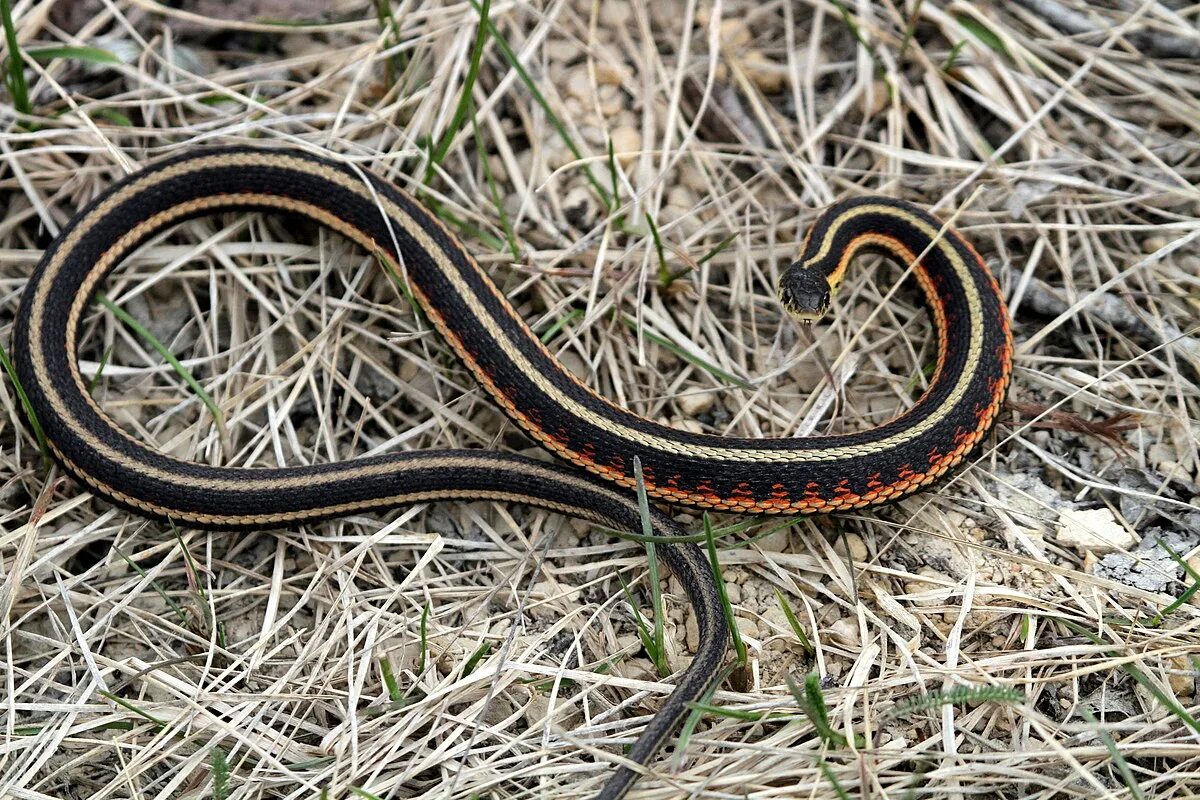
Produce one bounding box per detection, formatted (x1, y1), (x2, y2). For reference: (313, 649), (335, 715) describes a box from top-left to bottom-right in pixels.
(13, 147), (1012, 799)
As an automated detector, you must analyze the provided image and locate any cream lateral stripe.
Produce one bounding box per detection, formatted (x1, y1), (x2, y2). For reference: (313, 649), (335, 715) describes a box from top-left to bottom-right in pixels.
(51, 434), (641, 526)
(35, 152), (986, 476)
(346, 159), (991, 460)
(40, 196), (443, 493)
(62, 197), (378, 421)
(409, 196), (988, 461)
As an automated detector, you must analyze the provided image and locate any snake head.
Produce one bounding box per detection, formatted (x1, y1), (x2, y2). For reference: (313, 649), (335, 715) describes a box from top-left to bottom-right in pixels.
(778, 263), (833, 322)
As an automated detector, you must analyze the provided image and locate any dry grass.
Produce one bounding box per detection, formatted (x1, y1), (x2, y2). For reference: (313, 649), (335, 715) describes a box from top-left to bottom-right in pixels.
(2, 0), (1199, 798)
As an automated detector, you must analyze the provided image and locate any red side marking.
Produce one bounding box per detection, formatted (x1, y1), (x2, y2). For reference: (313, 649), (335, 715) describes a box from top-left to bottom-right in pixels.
(974, 403), (989, 425)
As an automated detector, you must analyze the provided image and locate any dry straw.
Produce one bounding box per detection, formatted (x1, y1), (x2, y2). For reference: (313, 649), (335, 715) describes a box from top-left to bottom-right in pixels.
(1, 0), (1198, 798)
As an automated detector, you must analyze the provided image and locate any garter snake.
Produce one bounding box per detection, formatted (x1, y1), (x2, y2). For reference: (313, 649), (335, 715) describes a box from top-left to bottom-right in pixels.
(13, 147), (1012, 799)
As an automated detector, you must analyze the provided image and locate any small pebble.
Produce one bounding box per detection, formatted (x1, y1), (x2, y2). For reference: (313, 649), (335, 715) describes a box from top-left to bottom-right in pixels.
(482, 694), (517, 726)
(596, 62), (627, 86)
(735, 616), (758, 639)
(543, 39), (576, 62)
(725, 581), (742, 605)
(678, 390), (716, 416)
(1056, 508), (1136, 554)
(860, 79), (889, 117)
(719, 18), (751, 48)
(756, 526), (790, 553)
(667, 185), (697, 209)
(529, 580), (561, 621)
(609, 125), (641, 166)
(523, 689), (550, 726)
(599, 3), (631, 26)
(835, 533), (869, 562)
(742, 50), (784, 93)
(1168, 657), (1195, 697)
(566, 69), (592, 102)
(827, 617), (860, 647)
(598, 84), (622, 116)
(1148, 442), (1177, 473)
(672, 417), (705, 435)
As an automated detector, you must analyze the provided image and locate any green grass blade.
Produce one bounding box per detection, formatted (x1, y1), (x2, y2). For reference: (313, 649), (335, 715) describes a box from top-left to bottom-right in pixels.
(956, 14), (1009, 59)
(99, 689), (166, 727)
(372, 0), (405, 84)
(599, 514), (786, 547)
(786, 672), (849, 748)
(0, 0), (31, 116)
(606, 139), (620, 213)
(425, 0), (491, 181)
(697, 234), (736, 266)
(87, 345), (114, 394)
(943, 40), (968, 72)
(1079, 707), (1146, 800)
(1144, 538), (1200, 627)
(675, 661), (738, 760)
(644, 212), (672, 287)
(113, 545), (188, 625)
(469, 0), (611, 209)
(885, 686), (1024, 718)
(537, 308), (583, 344)
(685, 698), (763, 721)
(622, 317), (751, 390)
(774, 588), (814, 656)
(818, 759), (853, 800)
(618, 571), (660, 671)
(633, 456), (668, 677)
(470, 103), (519, 259)
(93, 108), (134, 127)
(703, 513), (745, 665)
(380, 656), (402, 702)
(462, 641), (493, 677)
(830, 0), (876, 59)
(97, 293), (224, 427)
(0, 339), (49, 461)
(417, 601), (430, 674)
(211, 747), (231, 800)
(26, 45), (120, 64)
(1057, 617), (1200, 735)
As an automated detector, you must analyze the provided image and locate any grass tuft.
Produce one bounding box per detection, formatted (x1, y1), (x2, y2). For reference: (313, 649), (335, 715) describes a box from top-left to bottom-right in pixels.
(0, 0), (30, 116)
